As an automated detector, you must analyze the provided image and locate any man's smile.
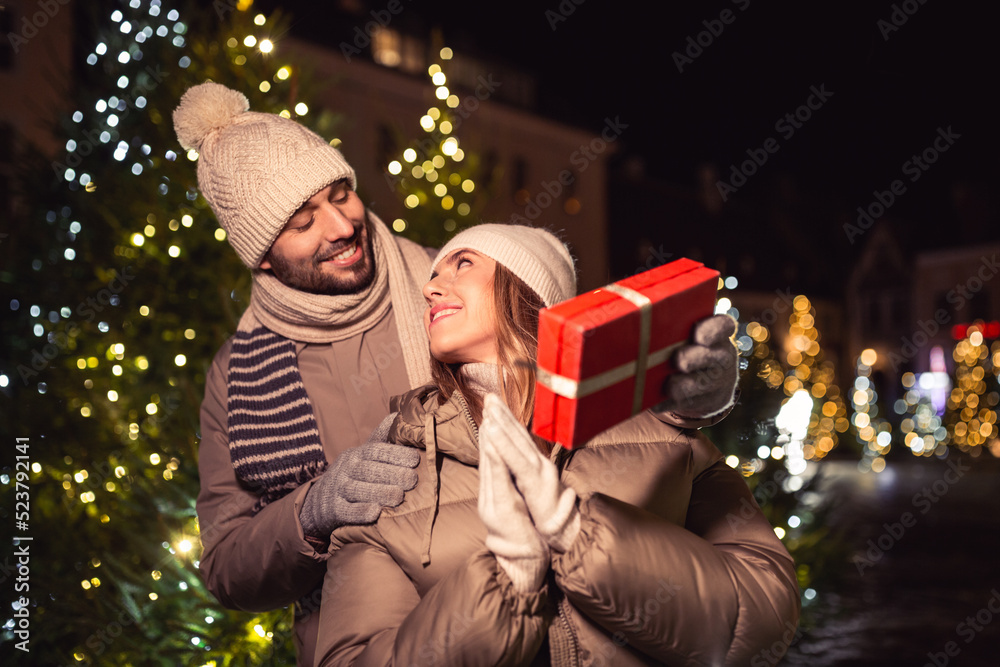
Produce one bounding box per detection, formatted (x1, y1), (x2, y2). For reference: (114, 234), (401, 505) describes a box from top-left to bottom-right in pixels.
(321, 241), (361, 266)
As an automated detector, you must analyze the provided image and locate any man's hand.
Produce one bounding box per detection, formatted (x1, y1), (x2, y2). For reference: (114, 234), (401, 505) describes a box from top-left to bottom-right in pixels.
(299, 441), (419, 539)
(659, 314), (739, 419)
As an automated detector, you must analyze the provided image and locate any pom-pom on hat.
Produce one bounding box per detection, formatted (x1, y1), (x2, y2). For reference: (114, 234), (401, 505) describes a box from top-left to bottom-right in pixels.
(431, 224), (577, 307)
(173, 81), (356, 268)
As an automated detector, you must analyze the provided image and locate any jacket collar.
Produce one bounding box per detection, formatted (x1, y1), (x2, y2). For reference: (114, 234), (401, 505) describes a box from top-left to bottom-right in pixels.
(390, 384), (481, 466)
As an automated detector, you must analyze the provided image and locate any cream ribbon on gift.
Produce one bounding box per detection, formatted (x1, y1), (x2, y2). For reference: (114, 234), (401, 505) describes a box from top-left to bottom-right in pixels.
(537, 284), (682, 415)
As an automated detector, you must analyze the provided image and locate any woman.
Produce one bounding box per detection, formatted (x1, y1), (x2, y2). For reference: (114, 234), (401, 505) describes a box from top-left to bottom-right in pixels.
(313, 224), (800, 666)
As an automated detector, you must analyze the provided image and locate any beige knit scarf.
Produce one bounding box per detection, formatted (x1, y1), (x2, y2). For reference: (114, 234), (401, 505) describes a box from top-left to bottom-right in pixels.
(236, 211), (432, 387)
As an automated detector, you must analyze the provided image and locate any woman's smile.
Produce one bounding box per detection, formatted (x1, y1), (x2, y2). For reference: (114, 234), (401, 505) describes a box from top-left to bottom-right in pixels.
(429, 303), (463, 326)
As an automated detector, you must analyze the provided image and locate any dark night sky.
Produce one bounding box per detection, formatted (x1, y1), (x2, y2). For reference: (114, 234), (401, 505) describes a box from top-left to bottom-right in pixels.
(257, 0), (997, 252)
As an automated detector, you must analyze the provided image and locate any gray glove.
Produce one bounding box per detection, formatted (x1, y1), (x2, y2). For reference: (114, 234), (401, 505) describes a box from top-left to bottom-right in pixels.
(659, 314), (739, 418)
(299, 435), (419, 538)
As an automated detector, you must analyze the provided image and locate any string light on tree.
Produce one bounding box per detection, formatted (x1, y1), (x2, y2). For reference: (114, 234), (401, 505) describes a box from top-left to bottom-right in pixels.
(851, 348), (892, 473)
(385, 47), (491, 247)
(945, 323), (1000, 457)
(896, 351), (950, 456)
(778, 295), (848, 461)
(703, 281), (840, 607)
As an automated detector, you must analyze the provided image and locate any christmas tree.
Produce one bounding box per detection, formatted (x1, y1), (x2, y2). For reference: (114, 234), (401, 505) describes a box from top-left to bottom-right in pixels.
(383, 45), (495, 248)
(780, 295), (850, 465)
(890, 322), (999, 458)
(943, 323), (999, 456)
(850, 347), (895, 472)
(704, 288), (850, 622)
(0, 0), (328, 662)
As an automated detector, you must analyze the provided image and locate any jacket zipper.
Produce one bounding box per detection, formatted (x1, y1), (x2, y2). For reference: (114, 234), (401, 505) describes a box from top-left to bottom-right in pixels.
(546, 435), (582, 664)
(455, 390), (480, 441)
(555, 592), (583, 666)
(460, 388), (581, 663)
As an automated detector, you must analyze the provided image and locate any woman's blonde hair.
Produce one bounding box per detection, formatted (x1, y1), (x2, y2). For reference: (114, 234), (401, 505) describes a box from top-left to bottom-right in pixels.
(431, 262), (544, 428)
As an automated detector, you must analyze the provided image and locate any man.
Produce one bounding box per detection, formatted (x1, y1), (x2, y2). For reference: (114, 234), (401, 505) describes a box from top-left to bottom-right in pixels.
(174, 81), (740, 666)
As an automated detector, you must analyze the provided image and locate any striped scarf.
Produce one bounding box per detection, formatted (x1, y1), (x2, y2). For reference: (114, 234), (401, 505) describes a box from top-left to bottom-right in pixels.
(226, 212), (432, 510)
(227, 329), (326, 509)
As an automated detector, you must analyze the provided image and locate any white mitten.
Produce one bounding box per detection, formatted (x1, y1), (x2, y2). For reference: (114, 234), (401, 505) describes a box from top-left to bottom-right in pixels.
(478, 433), (549, 592)
(482, 394), (581, 553)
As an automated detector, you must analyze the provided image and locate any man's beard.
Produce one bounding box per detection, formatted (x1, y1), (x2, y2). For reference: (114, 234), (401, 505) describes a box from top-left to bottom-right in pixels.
(265, 217), (377, 296)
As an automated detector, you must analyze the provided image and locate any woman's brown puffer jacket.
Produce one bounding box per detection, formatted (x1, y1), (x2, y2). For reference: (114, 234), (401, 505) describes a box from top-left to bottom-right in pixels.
(314, 384), (800, 666)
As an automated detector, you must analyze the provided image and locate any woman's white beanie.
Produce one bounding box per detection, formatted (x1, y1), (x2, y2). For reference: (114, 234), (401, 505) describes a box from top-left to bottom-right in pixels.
(431, 224), (577, 306)
(172, 81), (356, 268)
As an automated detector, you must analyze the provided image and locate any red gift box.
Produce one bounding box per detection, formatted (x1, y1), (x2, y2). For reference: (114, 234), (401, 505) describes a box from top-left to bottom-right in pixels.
(532, 258), (719, 448)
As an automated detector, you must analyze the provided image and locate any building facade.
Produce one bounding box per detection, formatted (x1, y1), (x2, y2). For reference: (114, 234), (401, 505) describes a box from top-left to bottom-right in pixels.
(284, 27), (612, 290)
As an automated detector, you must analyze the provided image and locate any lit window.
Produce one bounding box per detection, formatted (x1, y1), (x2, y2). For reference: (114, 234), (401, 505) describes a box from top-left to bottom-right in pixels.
(372, 27), (401, 67)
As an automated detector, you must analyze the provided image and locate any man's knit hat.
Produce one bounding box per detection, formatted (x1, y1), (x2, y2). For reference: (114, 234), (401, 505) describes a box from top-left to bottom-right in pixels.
(431, 224), (576, 307)
(172, 81), (356, 268)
